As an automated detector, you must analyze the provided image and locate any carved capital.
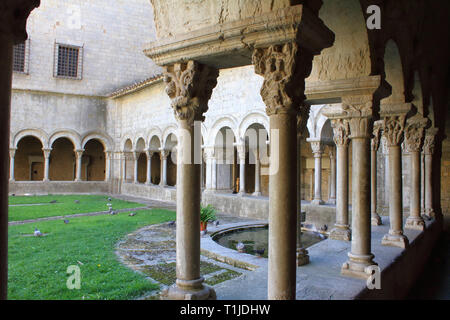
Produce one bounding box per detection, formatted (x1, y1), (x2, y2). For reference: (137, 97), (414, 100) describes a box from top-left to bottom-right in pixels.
(297, 105), (311, 138)
(309, 141), (323, 156)
(252, 42), (313, 116)
(160, 149), (170, 160)
(404, 115), (429, 153)
(423, 128), (438, 155)
(146, 150), (154, 158)
(203, 147), (215, 160)
(0, 0), (40, 43)
(9, 148), (17, 158)
(236, 144), (246, 161)
(340, 95), (374, 139)
(371, 120), (383, 151)
(163, 60), (218, 123)
(42, 148), (52, 158)
(331, 118), (350, 147)
(382, 115), (406, 147)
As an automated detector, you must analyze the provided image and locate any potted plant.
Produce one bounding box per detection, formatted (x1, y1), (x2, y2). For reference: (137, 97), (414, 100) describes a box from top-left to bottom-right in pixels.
(200, 204), (216, 235)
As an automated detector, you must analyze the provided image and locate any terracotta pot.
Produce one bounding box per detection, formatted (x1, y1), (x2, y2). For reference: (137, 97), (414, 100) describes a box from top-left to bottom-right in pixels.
(200, 221), (207, 231)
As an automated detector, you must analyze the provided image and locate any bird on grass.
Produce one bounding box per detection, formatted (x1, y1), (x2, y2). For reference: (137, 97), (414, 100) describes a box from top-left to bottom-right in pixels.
(110, 210), (117, 215)
(129, 212), (137, 216)
(50, 200), (57, 204)
(255, 248), (265, 257)
(236, 241), (245, 253)
(63, 219), (69, 224)
(107, 197), (112, 202)
(34, 228), (43, 237)
(168, 220), (176, 227)
(74, 200), (80, 204)
(213, 220), (220, 227)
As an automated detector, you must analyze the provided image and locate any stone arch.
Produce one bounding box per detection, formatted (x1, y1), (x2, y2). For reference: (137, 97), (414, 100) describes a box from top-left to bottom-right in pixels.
(49, 129), (82, 150)
(122, 136), (133, 152)
(238, 111), (269, 142)
(81, 131), (113, 152)
(381, 39), (406, 104)
(208, 116), (238, 147)
(14, 136), (45, 181)
(82, 138), (106, 181)
(162, 124), (178, 148)
(13, 128), (49, 149)
(147, 127), (163, 149)
(134, 137), (146, 152)
(49, 137), (76, 181)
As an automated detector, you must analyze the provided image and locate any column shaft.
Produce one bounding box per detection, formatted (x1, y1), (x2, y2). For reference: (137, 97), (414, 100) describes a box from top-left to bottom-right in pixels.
(253, 152), (261, 196)
(268, 113), (297, 300)
(43, 149), (51, 181)
(146, 152), (152, 185)
(370, 148), (381, 225)
(328, 150), (336, 204)
(424, 153), (434, 218)
(75, 150), (83, 181)
(405, 151), (424, 230)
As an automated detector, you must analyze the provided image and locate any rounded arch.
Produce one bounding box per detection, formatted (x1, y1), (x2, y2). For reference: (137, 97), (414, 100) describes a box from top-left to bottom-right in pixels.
(162, 124), (178, 149)
(81, 131), (113, 151)
(381, 39), (406, 104)
(149, 135), (161, 151)
(207, 115), (238, 147)
(13, 128), (49, 149)
(49, 129), (81, 150)
(147, 127), (163, 148)
(134, 137), (146, 152)
(238, 111), (269, 142)
(123, 138), (133, 152)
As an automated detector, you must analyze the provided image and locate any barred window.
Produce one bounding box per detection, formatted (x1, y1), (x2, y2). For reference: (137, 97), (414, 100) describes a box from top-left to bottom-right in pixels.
(54, 43), (83, 79)
(13, 40), (30, 73)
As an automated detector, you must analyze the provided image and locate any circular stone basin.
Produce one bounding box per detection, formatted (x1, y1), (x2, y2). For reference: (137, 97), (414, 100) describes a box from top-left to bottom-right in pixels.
(212, 225), (326, 258)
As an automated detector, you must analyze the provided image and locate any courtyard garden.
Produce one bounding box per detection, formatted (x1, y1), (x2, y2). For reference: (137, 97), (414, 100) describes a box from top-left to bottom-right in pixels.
(7, 194), (243, 300)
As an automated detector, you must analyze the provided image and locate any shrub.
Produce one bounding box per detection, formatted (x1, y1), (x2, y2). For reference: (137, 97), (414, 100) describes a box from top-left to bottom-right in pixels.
(200, 204), (217, 223)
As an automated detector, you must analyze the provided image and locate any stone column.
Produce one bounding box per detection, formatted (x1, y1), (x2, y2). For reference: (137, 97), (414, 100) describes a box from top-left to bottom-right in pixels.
(160, 150), (168, 187)
(160, 60), (218, 300)
(381, 104), (411, 248)
(146, 150), (153, 185)
(404, 116), (429, 230)
(334, 96), (377, 278)
(423, 128), (438, 219)
(105, 151), (112, 182)
(297, 113), (309, 266)
(253, 149), (262, 196)
(42, 148), (52, 182)
(370, 121), (382, 226)
(381, 136), (390, 215)
(0, 0), (40, 300)
(133, 151), (139, 183)
(203, 147), (214, 191)
(211, 154), (217, 191)
(309, 140), (324, 205)
(237, 144), (246, 195)
(75, 149), (84, 181)
(9, 148), (16, 181)
(328, 119), (351, 241)
(253, 42), (312, 300)
(327, 146), (336, 204)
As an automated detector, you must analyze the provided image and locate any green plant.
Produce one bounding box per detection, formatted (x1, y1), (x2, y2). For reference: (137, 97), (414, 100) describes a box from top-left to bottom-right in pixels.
(200, 204), (216, 223)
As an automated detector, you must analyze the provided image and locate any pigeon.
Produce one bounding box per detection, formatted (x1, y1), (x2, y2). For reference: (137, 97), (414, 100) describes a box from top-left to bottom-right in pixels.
(107, 203), (112, 207)
(107, 197), (112, 202)
(320, 224), (328, 232)
(168, 220), (176, 227)
(213, 220), (220, 227)
(50, 200), (57, 204)
(74, 200), (80, 204)
(129, 212), (136, 216)
(34, 228), (43, 237)
(255, 248), (265, 257)
(236, 241), (245, 253)
(63, 219), (69, 224)
(110, 210), (117, 215)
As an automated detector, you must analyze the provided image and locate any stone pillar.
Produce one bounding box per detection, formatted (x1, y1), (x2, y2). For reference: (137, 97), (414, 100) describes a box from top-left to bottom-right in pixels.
(329, 119), (351, 241)
(381, 136), (390, 215)
(105, 151), (112, 182)
(237, 144), (246, 195)
(9, 148), (16, 181)
(253, 149), (262, 196)
(133, 151), (139, 183)
(160, 150), (168, 187)
(371, 121), (382, 226)
(404, 116), (429, 230)
(334, 96), (377, 278)
(42, 148), (52, 182)
(381, 104), (411, 248)
(160, 60), (218, 300)
(421, 151), (425, 215)
(309, 140), (324, 205)
(146, 150), (153, 185)
(253, 42), (312, 300)
(423, 128), (438, 219)
(75, 149), (84, 181)
(0, 0), (40, 300)
(211, 155), (217, 191)
(204, 147), (214, 191)
(297, 113), (309, 266)
(327, 146), (336, 204)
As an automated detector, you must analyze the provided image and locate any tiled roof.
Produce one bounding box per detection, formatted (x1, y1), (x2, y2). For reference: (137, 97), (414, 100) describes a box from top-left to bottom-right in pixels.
(108, 74), (163, 98)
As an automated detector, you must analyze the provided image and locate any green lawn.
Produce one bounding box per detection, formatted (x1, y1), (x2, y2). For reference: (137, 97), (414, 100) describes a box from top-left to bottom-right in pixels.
(8, 209), (176, 300)
(8, 195), (143, 222)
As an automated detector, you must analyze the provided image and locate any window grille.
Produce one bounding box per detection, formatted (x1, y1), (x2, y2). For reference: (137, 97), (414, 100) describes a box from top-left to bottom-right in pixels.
(53, 42), (83, 79)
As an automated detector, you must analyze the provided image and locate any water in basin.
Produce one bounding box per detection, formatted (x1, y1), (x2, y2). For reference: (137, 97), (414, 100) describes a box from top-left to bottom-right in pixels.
(213, 226), (326, 258)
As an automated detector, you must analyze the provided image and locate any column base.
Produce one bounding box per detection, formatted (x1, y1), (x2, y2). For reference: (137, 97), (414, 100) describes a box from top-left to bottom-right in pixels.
(329, 225), (351, 241)
(341, 252), (377, 279)
(237, 191), (246, 197)
(252, 191), (262, 197)
(296, 248), (309, 266)
(404, 216), (425, 231)
(160, 278), (216, 300)
(371, 213), (382, 226)
(423, 208), (435, 220)
(326, 198), (336, 205)
(381, 232), (409, 248)
(311, 199), (324, 205)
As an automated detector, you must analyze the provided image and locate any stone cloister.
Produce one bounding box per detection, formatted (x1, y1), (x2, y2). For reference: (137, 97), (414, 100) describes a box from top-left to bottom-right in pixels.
(1, 0), (450, 300)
